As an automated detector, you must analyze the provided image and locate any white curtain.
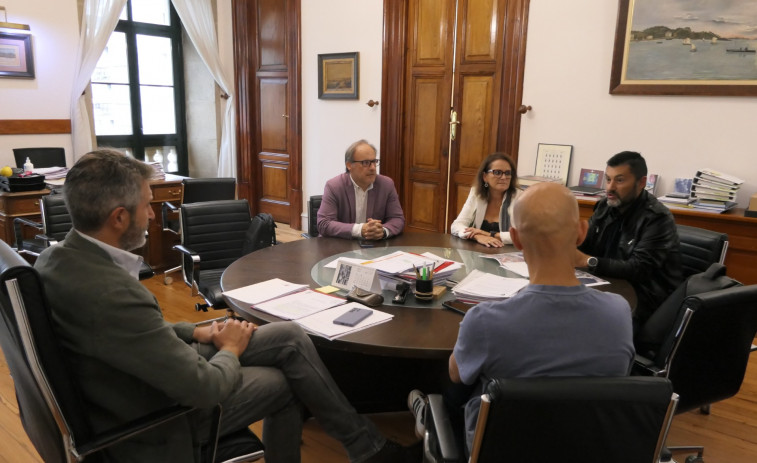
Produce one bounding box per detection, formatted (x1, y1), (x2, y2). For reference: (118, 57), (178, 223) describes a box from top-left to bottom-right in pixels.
(171, 0), (236, 177)
(70, 0), (127, 161)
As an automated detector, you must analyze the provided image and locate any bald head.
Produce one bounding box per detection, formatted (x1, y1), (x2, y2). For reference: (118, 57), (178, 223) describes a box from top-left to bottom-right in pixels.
(512, 183), (580, 249)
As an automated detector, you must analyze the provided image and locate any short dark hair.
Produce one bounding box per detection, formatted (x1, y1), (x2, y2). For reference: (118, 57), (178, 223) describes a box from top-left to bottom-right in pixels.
(64, 149), (154, 233)
(473, 152), (519, 199)
(607, 151), (647, 180)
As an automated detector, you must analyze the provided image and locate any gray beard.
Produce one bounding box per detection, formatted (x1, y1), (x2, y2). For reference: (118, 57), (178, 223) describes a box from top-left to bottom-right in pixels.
(120, 222), (147, 251)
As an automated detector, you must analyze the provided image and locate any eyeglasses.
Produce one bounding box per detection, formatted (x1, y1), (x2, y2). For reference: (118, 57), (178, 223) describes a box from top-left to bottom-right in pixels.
(352, 159), (380, 167)
(486, 169), (512, 178)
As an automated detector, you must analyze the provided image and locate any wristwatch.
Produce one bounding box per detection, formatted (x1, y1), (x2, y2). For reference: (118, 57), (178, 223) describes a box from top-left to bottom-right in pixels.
(587, 256), (598, 269)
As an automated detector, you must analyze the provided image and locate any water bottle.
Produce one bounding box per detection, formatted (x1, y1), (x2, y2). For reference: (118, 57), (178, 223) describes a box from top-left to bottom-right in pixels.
(23, 157), (34, 174)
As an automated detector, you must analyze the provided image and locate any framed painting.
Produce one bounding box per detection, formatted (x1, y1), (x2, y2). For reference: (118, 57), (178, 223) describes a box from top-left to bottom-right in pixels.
(610, 0), (757, 96)
(0, 32), (34, 78)
(318, 52), (358, 99)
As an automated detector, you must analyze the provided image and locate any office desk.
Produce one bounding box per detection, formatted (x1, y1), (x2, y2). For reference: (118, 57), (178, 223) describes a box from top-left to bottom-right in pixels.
(221, 233), (636, 412)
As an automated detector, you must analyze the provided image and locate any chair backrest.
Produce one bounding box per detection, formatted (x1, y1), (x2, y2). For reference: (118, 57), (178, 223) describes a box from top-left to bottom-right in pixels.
(470, 376), (677, 463)
(182, 177), (236, 204)
(41, 194), (73, 243)
(12, 147), (67, 169)
(308, 195), (322, 237)
(0, 240), (92, 462)
(665, 284), (757, 413)
(180, 199), (252, 271)
(636, 263), (741, 362)
(676, 224), (728, 278)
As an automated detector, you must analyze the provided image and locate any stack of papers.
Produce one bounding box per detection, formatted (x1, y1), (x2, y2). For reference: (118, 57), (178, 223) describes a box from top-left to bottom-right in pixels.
(295, 302), (394, 340)
(222, 279), (393, 340)
(222, 278), (309, 306)
(33, 166), (68, 179)
(325, 251), (464, 287)
(451, 269), (529, 302)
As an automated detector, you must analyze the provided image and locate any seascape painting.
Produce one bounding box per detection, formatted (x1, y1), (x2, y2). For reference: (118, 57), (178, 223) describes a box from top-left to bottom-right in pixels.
(610, 0), (757, 95)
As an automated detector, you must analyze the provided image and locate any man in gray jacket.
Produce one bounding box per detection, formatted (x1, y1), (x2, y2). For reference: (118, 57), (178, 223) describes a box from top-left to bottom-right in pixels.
(35, 149), (419, 463)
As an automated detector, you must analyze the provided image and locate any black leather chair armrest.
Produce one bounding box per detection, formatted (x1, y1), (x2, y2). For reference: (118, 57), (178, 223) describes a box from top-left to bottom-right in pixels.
(173, 244), (201, 287)
(632, 354), (664, 377)
(34, 233), (58, 247)
(426, 394), (463, 463)
(162, 201), (181, 234)
(13, 217), (43, 248)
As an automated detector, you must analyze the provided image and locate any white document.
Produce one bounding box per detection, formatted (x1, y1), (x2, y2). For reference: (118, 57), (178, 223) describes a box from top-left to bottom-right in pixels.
(295, 302), (394, 340)
(361, 251), (431, 274)
(502, 262), (530, 278)
(324, 256), (367, 269)
(253, 289), (347, 320)
(222, 278), (309, 305)
(453, 269), (529, 300)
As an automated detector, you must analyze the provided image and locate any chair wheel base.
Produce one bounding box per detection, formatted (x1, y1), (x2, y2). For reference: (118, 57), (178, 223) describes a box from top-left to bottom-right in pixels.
(195, 303), (209, 312)
(164, 276), (173, 285)
(685, 456), (704, 463)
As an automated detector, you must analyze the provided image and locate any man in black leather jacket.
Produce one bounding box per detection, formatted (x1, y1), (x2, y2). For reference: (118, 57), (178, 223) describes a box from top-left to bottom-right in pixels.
(575, 151), (682, 329)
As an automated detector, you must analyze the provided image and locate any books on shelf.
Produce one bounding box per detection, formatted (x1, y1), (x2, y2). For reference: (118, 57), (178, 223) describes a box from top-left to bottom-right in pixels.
(658, 194), (695, 206)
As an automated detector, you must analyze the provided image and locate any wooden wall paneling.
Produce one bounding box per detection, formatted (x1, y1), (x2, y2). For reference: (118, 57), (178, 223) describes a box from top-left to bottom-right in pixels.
(0, 119), (71, 135)
(380, 1), (408, 184)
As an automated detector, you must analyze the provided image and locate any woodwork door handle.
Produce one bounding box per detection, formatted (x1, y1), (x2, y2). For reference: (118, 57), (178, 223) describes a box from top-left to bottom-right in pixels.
(518, 105), (532, 114)
(449, 109), (460, 140)
(281, 114), (289, 118)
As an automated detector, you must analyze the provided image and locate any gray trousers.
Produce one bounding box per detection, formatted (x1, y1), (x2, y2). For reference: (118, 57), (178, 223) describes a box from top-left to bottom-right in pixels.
(193, 322), (385, 463)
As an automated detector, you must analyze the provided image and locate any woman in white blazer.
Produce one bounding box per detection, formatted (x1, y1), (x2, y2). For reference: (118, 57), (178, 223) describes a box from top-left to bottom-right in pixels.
(450, 152), (520, 247)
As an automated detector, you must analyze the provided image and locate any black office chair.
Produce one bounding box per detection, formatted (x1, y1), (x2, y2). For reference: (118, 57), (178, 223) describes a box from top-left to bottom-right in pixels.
(13, 194), (71, 258)
(676, 224), (728, 278)
(162, 178), (237, 284)
(301, 195), (322, 238)
(422, 376), (678, 463)
(633, 284), (757, 462)
(0, 240), (264, 463)
(12, 147), (67, 169)
(12, 193), (154, 280)
(174, 199), (258, 312)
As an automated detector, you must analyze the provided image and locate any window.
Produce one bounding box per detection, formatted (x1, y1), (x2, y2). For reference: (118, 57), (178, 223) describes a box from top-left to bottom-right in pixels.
(91, 0), (187, 175)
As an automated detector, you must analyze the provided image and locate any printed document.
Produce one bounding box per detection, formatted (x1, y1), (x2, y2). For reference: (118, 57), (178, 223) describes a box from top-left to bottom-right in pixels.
(253, 289), (347, 320)
(222, 278), (308, 305)
(295, 302), (394, 340)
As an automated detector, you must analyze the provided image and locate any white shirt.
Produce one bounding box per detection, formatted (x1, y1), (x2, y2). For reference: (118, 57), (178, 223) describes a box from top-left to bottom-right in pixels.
(75, 229), (144, 280)
(349, 175), (386, 239)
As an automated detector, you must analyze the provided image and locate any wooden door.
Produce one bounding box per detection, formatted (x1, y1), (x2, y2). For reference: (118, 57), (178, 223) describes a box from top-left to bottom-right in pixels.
(232, 0), (302, 229)
(382, 0), (529, 233)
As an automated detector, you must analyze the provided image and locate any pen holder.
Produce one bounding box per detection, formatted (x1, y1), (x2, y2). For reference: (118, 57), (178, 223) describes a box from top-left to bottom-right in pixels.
(414, 279), (434, 302)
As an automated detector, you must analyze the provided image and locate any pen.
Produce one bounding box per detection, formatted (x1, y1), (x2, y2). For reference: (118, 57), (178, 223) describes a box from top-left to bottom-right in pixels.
(413, 264), (421, 279)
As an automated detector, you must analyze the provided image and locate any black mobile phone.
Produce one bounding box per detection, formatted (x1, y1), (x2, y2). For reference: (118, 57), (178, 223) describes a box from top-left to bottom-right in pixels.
(358, 240), (375, 248)
(441, 299), (476, 316)
(333, 307), (373, 327)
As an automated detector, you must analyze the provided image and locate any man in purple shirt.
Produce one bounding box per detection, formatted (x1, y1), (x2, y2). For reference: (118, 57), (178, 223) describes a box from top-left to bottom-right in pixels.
(317, 140), (405, 240)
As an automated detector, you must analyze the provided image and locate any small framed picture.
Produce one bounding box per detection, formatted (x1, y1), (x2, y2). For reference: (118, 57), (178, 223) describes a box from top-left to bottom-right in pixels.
(535, 143), (573, 185)
(318, 52), (359, 100)
(0, 32), (35, 78)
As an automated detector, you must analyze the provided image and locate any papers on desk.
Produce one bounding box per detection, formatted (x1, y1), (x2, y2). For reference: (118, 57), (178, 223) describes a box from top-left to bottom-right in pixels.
(324, 251), (464, 288)
(222, 278), (309, 306)
(479, 252), (609, 286)
(294, 302), (394, 340)
(222, 279), (392, 339)
(451, 269), (529, 302)
(254, 289), (346, 320)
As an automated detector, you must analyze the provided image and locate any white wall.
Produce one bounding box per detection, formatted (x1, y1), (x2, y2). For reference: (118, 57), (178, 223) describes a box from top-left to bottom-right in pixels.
(300, 0), (383, 216)
(0, 0), (78, 167)
(518, 0), (757, 205)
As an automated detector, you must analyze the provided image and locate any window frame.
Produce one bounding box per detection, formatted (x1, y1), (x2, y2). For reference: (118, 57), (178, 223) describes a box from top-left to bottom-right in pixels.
(93, 0), (188, 176)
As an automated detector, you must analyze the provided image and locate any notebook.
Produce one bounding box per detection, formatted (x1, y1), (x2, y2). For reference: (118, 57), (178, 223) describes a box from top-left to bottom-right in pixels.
(569, 168), (605, 195)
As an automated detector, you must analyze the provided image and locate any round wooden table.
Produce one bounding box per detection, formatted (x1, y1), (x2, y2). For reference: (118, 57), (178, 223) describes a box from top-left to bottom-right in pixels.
(221, 233), (636, 412)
